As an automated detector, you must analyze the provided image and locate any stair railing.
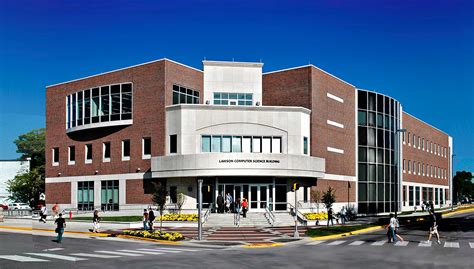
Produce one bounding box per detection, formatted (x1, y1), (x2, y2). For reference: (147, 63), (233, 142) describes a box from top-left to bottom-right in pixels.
(264, 205), (275, 226)
(202, 203), (213, 225)
(287, 202), (308, 227)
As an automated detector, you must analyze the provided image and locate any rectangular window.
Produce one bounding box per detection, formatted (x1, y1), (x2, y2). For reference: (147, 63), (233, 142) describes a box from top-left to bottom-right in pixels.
(91, 88), (100, 123)
(173, 85), (200, 105)
(242, 137), (252, 153)
(103, 142), (111, 162)
(68, 146), (75, 165)
(211, 136), (221, 152)
(303, 137), (308, 155)
(262, 137), (271, 153)
(66, 95), (71, 128)
(52, 147), (59, 166)
(121, 83), (132, 120)
(272, 137), (281, 153)
(140, 137), (151, 159)
(403, 159), (406, 172)
(170, 186), (178, 204)
(213, 92), (253, 106)
(72, 93), (77, 127)
(170, 135), (177, 154)
(77, 181), (94, 211)
(409, 186), (414, 206)
(407, 132), (410, 144)
(84, 89), (91, 124)
(77, 91), (83, 126)
(232, 136), (242, 152)
(222, 136), (232, 152)
(101, 180), (119, 211)
(110, 85), (121, 121)
(408, 160), (411, 173)
(201, 136), (211, 153)
(415, 186), (420, 206)
(122, 140), (130, 160)
(85, 144), (92, 164)
(253, 137), (261, 153)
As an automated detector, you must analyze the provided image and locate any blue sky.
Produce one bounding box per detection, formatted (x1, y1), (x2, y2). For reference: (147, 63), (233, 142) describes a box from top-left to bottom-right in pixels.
(0, 0), (472, 171)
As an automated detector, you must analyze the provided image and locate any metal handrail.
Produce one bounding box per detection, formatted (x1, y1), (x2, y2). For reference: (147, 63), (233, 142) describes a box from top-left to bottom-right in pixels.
(287, 202), (308, 226)
(264, 206), (275, 226)
(202, 203), (213, 224)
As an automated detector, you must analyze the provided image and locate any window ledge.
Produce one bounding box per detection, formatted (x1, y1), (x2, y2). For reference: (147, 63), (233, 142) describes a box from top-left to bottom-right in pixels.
(85, 160), (92, 164)
(103, 158), (111, 163)
(68, 161), (76, 165)
(52, 162), (59, 167)
(142, 155), (151, 160)
(122, 157), (130, 161)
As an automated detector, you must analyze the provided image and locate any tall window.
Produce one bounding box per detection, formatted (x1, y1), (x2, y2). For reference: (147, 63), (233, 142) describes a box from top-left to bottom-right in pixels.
(409, 186), (414, 206)
(91, 87), (100, 123)
(85, 144), (92, 164)
(142, 138), (151, 159)
(52, 147), (59, 166)
(172, 85), (199, 104)
(78, 181), (94, 211)
(100, 86), (110, 122)
(103, 142), (111, 162)
(170, 135), (177, 154)
(110, 84), (121, 121)
(303, 137), (308, 155)
(101, 180), (119, 211)
(201, 136), (211, 153)
(122, 140), (130, 161)
(68, 146), (75, 165)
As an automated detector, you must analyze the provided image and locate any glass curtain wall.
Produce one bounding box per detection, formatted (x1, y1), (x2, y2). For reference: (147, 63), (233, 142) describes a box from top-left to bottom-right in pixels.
(357, 89), (401, 214)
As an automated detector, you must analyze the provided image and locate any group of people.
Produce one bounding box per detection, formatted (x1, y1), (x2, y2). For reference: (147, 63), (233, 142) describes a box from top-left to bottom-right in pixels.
(326, 207), (349, 226)
(216, 193), (248, 218)
(142, 207), (156, 230)
(38, 202), (60, 223)
(386, 209), (441, 244)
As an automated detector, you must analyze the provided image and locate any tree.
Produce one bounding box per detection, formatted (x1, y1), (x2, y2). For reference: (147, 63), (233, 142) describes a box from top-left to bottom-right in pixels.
(176, 192), (186, 214)
(310, 189), (322, 213)
(7, 128), (45, 206)
(321, 186), (336, 212)
(151, 181), (168, 232)
(453, 171), (474, 203)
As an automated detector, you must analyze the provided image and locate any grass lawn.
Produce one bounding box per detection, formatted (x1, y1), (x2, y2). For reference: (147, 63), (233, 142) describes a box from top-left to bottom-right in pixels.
(73, 216), (142, 222)
(306, 224), (376, 237)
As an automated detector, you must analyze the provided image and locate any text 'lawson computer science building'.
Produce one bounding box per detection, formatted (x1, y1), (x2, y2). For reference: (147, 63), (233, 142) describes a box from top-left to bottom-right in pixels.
(45, 59), (453, 215)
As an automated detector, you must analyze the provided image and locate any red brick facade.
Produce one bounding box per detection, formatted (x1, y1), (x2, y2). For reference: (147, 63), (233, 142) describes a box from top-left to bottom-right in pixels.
(126, 179), (153, 204)
(45, 182), (71, 204)
(312, 179), (356, 202)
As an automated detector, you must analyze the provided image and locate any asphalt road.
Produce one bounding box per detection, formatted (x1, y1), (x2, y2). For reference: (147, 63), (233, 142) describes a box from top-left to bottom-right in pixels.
(1, 211), (473, 269)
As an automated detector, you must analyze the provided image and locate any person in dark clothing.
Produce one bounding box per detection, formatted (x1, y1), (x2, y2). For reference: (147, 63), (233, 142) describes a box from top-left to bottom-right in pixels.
(54, 213), (66, 243)
(92, 210), (101, 233)
(148, 207), (155, 230)
(327, 208), (334, 226)
(216, 194), (224, 214)
(426, 210), (441, 244)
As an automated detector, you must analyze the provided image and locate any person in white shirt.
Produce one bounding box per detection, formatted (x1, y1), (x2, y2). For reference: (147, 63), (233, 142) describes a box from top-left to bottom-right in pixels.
(386, 213), (397, 243)
(39, 205), (47, 223)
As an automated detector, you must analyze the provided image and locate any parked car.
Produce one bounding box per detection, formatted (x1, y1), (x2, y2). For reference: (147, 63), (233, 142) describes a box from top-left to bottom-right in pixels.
(8, 203), (31, 210)
(0, 204), (8, 210)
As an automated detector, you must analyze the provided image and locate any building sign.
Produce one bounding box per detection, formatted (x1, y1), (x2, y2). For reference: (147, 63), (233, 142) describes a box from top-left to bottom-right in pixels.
(218, 159), (280, 164)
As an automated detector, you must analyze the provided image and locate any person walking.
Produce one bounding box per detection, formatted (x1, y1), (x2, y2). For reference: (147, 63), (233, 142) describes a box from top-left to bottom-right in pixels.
(92, 210), (101, 233)
(148, 207), (155, 231)
(327, 208), (334, 226)
(143, 209), (149, 230)
(241, 198), (248, 218)
(216, 194), (224, 214)
(386, 213), (397, 243)
(54, 213), (66, 243)
(39, 205), (47, 223)
(421, 202), (425, 212)
(426, 210), (441, 244)
(340, 207), (347, 225)
(52, 202), (59, 218)
(225, 193), (233, 213)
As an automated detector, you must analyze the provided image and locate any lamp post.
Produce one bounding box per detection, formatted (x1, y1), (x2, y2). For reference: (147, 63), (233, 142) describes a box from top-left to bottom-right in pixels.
(197, 179), (203, 241)
(395, 128), (406, 218)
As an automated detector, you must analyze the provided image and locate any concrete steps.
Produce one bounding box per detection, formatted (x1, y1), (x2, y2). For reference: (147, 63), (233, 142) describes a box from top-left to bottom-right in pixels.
(205, 227), (276, 242)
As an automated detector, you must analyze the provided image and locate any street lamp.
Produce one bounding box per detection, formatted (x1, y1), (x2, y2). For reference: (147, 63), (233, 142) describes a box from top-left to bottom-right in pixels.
(197, 179), (203, 241)
(395, 128), (406, 218)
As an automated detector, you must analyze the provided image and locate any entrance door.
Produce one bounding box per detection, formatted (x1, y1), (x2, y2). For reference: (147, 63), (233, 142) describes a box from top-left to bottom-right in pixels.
(248, 185), (269, 212)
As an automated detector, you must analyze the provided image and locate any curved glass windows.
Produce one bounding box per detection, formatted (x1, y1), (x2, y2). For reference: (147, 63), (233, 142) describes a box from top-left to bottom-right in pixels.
(66, 83), (133, 131)
(357, 89), (401, 214)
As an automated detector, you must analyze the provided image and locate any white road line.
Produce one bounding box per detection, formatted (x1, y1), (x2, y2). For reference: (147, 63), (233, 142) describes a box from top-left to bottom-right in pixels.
(43, 248), (64, 252)
(371, 241), (386, 246)
(394, 241), (409, 247)
(306, 241), (326, 245)
(153, 247), (203, 252)
(348, 241), (365, 246)
(137, 248), (181, 253)
(327, 240), (346, 246)
(444, 242), (460, 248)
(469, 242), (474, 248)
(95, 250), (143, 256)
(26, 253), (87, 262)
(71, 253), (120, 258)
(0, 255), (48, 262)
(418, 241), (432, 247)
(118, 250), (165, 255)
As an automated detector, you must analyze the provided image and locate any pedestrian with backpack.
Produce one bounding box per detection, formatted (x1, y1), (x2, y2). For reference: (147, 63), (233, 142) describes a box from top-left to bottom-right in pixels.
(148, 207), (155, 231)
(54, 213), (66, 243)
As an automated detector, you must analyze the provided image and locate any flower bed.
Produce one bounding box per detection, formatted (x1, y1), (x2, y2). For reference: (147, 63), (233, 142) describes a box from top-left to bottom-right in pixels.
(122, 230), (184, 241)
(157, 213), (198, 222)
(304, 212), (328, 220)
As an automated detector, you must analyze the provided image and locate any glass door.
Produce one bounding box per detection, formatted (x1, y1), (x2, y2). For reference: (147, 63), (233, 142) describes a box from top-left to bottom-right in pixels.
(248, 184), (269, 212)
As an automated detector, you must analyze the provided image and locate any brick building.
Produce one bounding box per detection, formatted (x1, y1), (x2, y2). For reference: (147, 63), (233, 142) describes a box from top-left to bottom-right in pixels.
(45, 59), (452, 214)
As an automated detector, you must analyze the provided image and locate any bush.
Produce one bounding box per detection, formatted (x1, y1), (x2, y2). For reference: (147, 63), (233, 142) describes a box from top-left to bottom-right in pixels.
(304, 212), (328, 220)
(157, 213), (198, 222)
(122, 230), (184, 241)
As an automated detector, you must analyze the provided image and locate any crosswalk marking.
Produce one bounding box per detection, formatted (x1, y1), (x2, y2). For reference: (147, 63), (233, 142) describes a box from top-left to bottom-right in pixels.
(327, 240), (346, 246)
(371, 240), (386, 246)
(137, 248), (181, 253)
(418, 241), (432, 247)
(444, 242), (460, 248)
(0, 255), (48, 262)
(71, 253), (120, 258)
(306, 241), (326, 245)
(394, 241), (409, 247)
(26, 253), (88, 261)
(469, 242), (474, 248)
(118, 250), (165, 255)
(348, 241), (365, 246)
(95, 250), (144, 256)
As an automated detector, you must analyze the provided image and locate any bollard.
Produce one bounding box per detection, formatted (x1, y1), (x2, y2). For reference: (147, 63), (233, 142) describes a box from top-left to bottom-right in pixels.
(69, 210), (72, 220)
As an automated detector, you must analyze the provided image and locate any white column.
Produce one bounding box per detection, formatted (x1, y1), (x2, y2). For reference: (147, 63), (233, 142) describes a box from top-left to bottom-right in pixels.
(119, 179), (126, 206)
(94, 180), (101, 208)
(71, 181), (78, 208)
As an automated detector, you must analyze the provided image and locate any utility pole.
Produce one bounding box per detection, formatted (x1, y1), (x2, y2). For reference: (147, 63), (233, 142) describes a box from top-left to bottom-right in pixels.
(293, 183), (299, 238)
(198, 179), (203, 240)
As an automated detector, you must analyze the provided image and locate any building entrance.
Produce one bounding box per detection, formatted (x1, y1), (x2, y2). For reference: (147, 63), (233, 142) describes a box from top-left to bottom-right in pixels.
(217, 183), (273, 212)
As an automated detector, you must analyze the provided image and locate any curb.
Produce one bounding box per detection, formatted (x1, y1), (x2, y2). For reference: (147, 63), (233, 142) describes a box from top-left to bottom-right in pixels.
(309, 225), (384, 241)
(442, 207), (474, 217)
(116, 235), (182, 245)
(0, 225), (110, 237)
(242, 242), (283, 248)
